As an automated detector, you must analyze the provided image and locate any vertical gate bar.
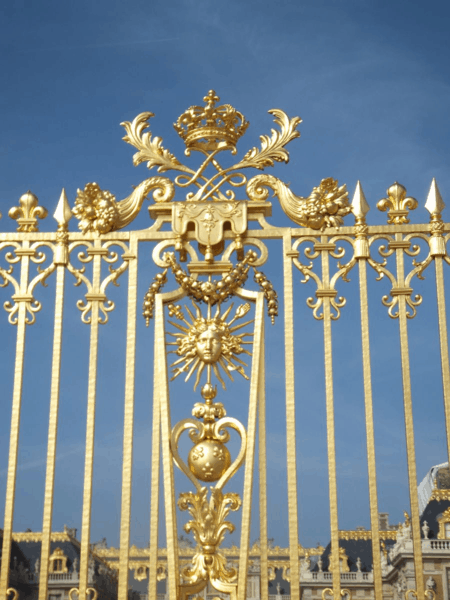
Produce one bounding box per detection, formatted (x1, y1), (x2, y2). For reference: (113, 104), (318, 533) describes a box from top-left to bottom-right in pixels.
(282, 233), (300, 600)
(357, 258), (383, 600)
(434, 256), (450, 466)
(320, 238), (341, 600)
(238, 293), (264, 600)
(148, 301), (162, 600)
(38, 263), (66, 600)
(79, 247), (102, 599)
(394, 233), (424, 599)
(156, 294), (179, 599)
(259, 329), (268, 600)
(0, 245), (30, 594)
(118, 238), (139, 600)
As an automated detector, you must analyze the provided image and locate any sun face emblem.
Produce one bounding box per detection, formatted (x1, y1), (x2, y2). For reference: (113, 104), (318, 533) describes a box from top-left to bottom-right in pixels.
(167, 301), (253, 390)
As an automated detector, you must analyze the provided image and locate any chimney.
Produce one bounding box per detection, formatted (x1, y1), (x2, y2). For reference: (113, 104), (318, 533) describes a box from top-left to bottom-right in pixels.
(379, 513), (389, 530)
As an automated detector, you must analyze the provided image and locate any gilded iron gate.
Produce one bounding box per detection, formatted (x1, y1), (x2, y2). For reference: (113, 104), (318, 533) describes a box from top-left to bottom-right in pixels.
(0, 91), (448, 600)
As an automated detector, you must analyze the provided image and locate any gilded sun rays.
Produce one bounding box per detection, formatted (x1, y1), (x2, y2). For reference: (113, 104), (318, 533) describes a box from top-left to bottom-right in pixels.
(166, 301), (254, 390)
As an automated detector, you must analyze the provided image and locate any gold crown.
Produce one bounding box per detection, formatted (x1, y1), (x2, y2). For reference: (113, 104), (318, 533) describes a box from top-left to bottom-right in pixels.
(174, 90), (249, 152)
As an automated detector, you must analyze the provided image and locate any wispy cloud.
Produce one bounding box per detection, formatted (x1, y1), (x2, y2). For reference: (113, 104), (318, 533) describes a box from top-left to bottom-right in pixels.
(19, 37), (182, 54)
(0, 442), (85, 477)
(0, 429), (124, 478)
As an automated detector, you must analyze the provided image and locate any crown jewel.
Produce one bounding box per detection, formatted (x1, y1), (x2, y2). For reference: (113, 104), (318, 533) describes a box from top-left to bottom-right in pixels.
(174, 90), (249, 153)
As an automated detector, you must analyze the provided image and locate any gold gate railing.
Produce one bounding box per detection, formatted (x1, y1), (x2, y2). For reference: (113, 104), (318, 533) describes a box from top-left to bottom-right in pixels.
(0, 91), (448, 600)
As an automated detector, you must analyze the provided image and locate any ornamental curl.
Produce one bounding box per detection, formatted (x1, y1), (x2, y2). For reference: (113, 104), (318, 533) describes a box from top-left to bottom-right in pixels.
(178, 487), (241, 584)
(74, 177), (175, 234)
(247, 175), (351, 230)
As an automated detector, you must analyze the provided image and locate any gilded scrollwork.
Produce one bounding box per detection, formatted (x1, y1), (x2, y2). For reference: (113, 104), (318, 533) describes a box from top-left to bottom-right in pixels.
(66, 241), (132, 324)
(74, 91), (354, 236)
(171, 404), (247, 492)
(99, 241), (134, 291)
(0, 243), (21, 305)
(221, 237), (269, 268)
(69, 588), (98, 600)
(406, 589), (436, 600)
(366, 231), (433, 319)
(291, 236), (356, 320)
(0, 241), (57, 325)
(178, 487), (241, 584)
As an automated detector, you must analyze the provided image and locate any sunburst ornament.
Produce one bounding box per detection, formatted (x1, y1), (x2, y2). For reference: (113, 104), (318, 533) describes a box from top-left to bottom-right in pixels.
(167, 301), (253, 390)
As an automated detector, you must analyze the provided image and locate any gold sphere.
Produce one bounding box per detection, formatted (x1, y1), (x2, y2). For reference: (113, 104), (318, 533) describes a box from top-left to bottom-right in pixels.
(188, 440), (231, 482)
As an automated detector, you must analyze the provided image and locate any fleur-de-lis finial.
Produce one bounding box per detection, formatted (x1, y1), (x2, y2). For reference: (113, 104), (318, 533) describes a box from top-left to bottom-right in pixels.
(204, 89), (220, 111)
(9, 191), (48, 232)
(377, 182), (418, 224)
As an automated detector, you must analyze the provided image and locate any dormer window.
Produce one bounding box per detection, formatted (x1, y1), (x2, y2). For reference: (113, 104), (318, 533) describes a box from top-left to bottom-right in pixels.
(48, 548), (68, 573)
(437, 508), (450, 539)
(327, 547), (350, 573)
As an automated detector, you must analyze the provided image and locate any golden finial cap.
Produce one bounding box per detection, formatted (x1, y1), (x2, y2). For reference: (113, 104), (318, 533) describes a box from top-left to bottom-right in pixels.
(425, 178), (445, 217)
(53, 188), (72, 229)
(351, 181), (369, 221)
(174, 90), (249, 153)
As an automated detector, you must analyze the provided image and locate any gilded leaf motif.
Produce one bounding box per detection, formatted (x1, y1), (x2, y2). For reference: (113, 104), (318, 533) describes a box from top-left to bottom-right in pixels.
(121, 112), (184, 173)
(235, 109), (301, 170)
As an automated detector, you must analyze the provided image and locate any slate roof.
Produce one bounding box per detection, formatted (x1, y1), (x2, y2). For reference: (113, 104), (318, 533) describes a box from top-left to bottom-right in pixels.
(420, 498), (450, 539)
(0, 530), (30, 570)
(317, 538), (396, 573)
(16, 540), (80, 572)
(0, 530), (33, 597)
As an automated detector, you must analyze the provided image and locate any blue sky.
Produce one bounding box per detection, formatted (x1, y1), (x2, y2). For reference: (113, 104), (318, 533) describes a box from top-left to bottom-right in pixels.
(1, 0), (450, 552)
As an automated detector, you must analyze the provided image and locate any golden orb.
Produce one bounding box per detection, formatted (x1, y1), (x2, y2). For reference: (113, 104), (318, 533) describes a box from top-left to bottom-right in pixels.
(188, 439), (231, 482)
